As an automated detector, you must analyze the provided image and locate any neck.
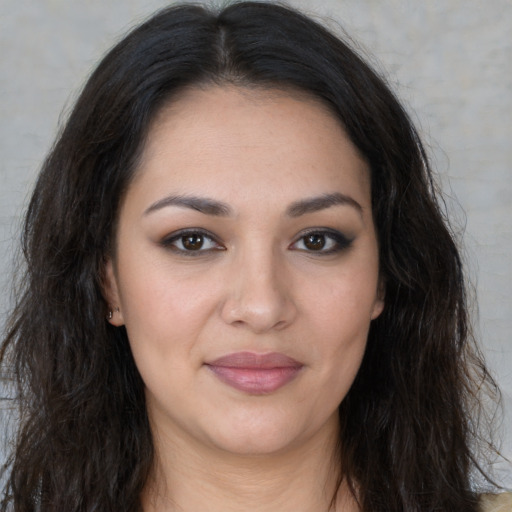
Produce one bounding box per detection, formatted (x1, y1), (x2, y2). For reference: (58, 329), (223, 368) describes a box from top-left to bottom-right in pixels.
(141, 415), (358, 512)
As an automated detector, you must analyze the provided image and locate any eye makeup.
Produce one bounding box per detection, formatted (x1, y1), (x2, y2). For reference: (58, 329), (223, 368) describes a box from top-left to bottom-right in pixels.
(159, 225), (353, 258)
(160, 228), (225, 256)
(289, 228), (353, 255)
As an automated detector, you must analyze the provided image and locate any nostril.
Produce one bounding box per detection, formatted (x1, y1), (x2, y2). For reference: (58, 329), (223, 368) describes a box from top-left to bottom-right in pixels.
(220, 292), (297, 334)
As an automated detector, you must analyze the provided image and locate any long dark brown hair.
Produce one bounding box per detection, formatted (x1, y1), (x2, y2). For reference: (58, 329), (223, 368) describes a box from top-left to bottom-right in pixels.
(0, 2), (500, 510)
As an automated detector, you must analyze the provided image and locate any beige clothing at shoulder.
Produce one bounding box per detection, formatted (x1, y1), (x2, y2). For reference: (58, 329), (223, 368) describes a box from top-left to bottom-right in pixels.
(479, 493), (512, 512)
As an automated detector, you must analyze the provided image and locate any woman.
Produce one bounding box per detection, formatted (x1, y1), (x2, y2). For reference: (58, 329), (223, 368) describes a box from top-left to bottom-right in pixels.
(0, 2), (509, 510)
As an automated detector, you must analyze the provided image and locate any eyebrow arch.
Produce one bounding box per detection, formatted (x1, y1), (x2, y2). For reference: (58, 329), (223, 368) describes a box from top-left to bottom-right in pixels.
(144, 194), (232, 217)
(286, 192), (363, 217)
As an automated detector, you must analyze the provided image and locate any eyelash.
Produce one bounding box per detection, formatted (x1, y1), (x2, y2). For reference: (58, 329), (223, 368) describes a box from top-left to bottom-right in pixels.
(160, 228), (353, 256)
(160, 229), (224, 256)
(290, 228), (353, 255)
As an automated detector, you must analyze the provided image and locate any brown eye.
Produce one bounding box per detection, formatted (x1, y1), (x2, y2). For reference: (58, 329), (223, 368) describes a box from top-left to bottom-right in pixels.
(304, 233), (326, 251)
(182, 233), (204, 250)
(290, 229), (353, 255)
(162, 229), (224, 254)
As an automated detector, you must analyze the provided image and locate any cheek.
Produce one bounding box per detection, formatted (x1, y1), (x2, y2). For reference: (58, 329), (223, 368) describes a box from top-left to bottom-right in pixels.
(119, 275), (213, 403)
(300, 265), (377, 384)
(120, 252), (216, 318)
(117, 262), (221, 363)
(304, 267), (379, 336)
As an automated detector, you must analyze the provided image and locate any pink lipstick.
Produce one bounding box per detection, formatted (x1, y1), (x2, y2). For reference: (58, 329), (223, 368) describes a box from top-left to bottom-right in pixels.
(206, 352), (303, 394)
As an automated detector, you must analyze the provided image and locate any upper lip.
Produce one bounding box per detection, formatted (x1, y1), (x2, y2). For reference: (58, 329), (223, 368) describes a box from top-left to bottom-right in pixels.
(206, 351), (302, 369)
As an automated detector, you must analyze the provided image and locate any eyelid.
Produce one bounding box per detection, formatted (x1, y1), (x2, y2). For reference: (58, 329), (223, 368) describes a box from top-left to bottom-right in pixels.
(289, 227), (353, 254)
(160, 228), (225, 254)
(159, 227), (352, 255)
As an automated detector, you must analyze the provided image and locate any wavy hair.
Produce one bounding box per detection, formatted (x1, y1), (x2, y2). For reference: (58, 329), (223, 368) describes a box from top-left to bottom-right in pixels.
(0, 2), (499, 510)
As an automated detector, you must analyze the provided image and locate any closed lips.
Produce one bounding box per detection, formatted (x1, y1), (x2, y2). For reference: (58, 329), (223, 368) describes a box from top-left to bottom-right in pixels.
(205, 352), (303, 394)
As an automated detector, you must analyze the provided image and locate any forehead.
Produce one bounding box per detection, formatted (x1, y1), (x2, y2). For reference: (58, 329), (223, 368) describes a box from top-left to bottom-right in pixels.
(126, 85), (371, 212)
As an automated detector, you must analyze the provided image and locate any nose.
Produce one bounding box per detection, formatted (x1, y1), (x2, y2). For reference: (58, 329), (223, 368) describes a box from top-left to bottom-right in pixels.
(220, 247), (297, 333)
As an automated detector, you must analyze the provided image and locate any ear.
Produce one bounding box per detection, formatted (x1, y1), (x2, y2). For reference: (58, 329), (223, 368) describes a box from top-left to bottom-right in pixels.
(102, 259), (125, 326)
(370, 278), (385, 320)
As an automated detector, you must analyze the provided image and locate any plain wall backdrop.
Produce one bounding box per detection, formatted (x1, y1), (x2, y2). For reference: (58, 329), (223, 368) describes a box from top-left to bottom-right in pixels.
(1, 0), (511, 486)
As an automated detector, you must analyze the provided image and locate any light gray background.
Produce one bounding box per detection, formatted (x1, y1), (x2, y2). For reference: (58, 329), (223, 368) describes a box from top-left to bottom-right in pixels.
(1, 0), (511, 486)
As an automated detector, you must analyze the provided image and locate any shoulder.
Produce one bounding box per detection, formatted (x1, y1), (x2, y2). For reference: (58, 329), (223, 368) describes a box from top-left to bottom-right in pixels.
(479, 493), (512, 512)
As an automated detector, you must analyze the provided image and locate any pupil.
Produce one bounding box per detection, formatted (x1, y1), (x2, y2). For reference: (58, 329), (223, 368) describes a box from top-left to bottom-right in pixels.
(305, 234), (325, 250)
(182, 234), (204, 250)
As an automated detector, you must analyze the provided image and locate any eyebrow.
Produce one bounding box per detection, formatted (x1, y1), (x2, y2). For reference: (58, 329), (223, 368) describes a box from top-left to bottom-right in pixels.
(143, 192), (363, 218)
(144, 195), (232, 217)
(286, 193), (363, 218)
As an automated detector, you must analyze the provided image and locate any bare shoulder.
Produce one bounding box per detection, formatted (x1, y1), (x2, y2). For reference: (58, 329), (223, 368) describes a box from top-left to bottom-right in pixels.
(479, 493), (512, 512)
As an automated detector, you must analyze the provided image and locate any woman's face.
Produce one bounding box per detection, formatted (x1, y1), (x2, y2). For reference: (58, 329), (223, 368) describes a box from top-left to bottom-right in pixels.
(104, 86), (384, 456)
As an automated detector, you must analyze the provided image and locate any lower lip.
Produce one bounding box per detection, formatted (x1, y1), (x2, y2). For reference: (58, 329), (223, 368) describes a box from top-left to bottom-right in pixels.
(206, 365), (302, 394)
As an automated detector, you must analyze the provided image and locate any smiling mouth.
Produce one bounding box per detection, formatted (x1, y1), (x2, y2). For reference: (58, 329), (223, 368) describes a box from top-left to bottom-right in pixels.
(205, 352), (304, 395)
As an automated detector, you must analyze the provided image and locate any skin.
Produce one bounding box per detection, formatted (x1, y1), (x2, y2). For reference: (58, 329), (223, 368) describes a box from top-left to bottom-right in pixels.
(104, 85), (384, 511)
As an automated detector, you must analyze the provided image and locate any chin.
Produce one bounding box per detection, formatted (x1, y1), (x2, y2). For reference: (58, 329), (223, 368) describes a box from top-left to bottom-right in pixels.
(201, 407), (328, 457)
(208, 429), (301, 457)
